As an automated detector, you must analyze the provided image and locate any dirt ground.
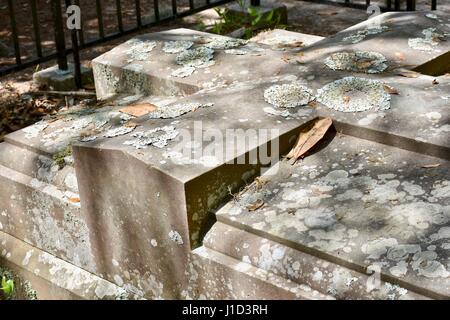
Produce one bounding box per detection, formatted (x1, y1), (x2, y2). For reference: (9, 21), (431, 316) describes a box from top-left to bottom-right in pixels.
(0, 0), (448, 141)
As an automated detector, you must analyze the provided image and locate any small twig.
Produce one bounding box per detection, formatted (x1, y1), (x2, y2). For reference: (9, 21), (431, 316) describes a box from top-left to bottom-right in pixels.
(27, 90), (97, 98)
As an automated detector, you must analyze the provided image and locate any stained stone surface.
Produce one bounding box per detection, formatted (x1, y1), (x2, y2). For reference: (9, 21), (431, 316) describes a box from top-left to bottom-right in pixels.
(2, 10), (450, 299)
(250, 29), (325, 49)
(0, 230), (134, 300)
(216, 134), (450, 298)
(203, 222), (428, 300)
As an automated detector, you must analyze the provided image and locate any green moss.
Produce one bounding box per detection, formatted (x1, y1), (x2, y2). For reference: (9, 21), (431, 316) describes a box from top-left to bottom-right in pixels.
(0, 266), (37, 300)
(53, 145), (72, 168)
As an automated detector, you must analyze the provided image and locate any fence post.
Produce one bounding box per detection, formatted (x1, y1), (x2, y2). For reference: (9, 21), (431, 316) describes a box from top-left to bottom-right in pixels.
(65, 0), (82, 88)
(51, 0), (68, 71)
(406, 0), (416, 11)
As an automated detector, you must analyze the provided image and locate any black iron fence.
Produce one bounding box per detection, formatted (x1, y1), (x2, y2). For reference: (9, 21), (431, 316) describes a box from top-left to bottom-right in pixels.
(1, 0), (235, 82)
(0, 0), (441, 87)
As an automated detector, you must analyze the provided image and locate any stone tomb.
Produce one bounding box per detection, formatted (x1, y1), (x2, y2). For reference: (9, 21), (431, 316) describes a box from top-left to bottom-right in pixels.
(0, 11), (449, 299)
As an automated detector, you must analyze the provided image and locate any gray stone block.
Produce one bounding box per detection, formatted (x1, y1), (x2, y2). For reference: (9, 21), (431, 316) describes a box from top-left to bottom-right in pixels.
(33, 63), (93, 91)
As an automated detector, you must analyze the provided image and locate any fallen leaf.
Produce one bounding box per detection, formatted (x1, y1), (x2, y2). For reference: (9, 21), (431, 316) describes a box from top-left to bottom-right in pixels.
(123, 121), (138, 128)
(69, 197), (80, 203)
(282, 41), (304, 48)
(287, 208), (297, 215)
(119, 103), (158, 117)
(281, 55), (302, 64)
(383, 84), (400, 95)
(343, 96), (351, 103)
(311, 188), (325, 196)
(396, 69), (419, 78)
(394, 52), (406, 61)
(432, 79), (439, 85)
(286, 117), (333, 163)
(420, 163), (441, 168)
(246, 199), (265, 211)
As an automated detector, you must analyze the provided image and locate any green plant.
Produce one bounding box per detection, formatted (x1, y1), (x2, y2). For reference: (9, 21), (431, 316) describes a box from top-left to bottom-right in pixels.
(211, 1), (284, 39)
(1, 276), (14, 300)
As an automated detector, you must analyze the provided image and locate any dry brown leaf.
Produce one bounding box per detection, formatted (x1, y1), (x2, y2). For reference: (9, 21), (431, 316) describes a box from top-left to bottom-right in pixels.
(281, 55), (302, 64)
(246, 199), (265, 211)
(394, 52), (406, 61)
(286, 117), (333, 163)
(69, 197), (80, 203)
(123, 121), (138, 128)
(284, 41), (304, 48)
(119, 103), (158, 117)
(383, 84), (400, 95)
(343, 96), (351, 103)
(420, 163), (441, 168)
(396, 69), (419, 78)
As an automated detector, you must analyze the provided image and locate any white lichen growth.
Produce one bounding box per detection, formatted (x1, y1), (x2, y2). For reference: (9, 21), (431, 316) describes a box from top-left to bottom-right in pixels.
(171, 66), (195, 78)
(168, 230), (184, 245)
(123, 126), (179, 149)
(264, 82), (315, 108)
(224, 43), (264, 55)
(23, 121), (48, 139)
(176, 47), (214, 68)
(317, 77), (391, 112)
(103, 126), (135, 138)
(425, 13), (438, 20)
(324, 51), (388, 74)
(204, 37), (248, 50)
(343, 26), (388, 44)
(147, 102), (213, 119)
(162, 40), (194, 53)
(125, 39), (157, 61)
(408, 28), (444, 51)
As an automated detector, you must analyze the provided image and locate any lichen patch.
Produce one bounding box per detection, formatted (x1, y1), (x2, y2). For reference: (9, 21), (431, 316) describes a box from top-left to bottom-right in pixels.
(317, 77), (391, 112)
(171, 66), (195, 78)
(176, 47), (214, 68)
(125, 39), (157, 62)
(123, 126), (179, 149)
(408, 28), (444, 52)
(147, 102), (213, 119)
(162, 40), (194, 53)
(205, 37), (248, 50)
(264, 82), (314, 108)
(343, 26), (388, 44)
(324, 51), (388, 74)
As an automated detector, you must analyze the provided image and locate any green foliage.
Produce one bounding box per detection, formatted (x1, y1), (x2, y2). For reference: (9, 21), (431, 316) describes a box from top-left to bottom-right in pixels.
(52, 144), (72, 168)
(211, 1), (284, 39)
(1, 276), (14, 300)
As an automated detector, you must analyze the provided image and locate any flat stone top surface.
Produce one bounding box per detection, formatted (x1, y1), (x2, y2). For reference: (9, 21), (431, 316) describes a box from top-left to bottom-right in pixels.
(92, 12), (450, 153)
(7, 12), (450, 185)
(216, 134), (450, 298)
(249, 29), (325, 49)
(304, 11), (450, 67)
(76, 80), (317, 182)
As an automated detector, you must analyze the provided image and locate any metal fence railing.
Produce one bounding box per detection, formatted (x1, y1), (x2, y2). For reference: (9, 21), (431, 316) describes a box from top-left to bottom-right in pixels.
(0, 0), (440, 87)
(1, 0), (235, 85)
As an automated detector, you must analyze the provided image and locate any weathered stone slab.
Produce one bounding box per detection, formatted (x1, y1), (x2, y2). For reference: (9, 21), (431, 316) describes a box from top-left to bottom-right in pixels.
(250, 29), (325, 49)
(71, 81), (318, 297)
(192, 246), (333, 300)
(203, 222), (428, 299)
(216, 133), (450, 299)
(0, 230), (134, 299)
(304, 11), (450, 69)
(91, 28), (313, 100)
(2, 11), (449, 300)
(0, 163), (95, 272)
